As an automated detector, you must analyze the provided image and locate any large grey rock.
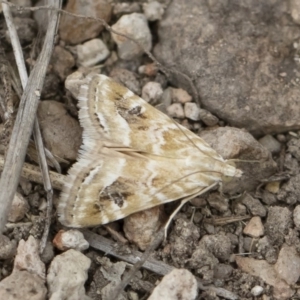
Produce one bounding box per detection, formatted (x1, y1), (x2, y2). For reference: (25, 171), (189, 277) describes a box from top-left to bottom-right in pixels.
(154, 0), (300, 135)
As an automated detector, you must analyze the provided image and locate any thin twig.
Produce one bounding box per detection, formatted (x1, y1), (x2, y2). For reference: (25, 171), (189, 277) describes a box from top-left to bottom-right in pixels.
(0, 1), (61, 234)
(0, 154), (64, 190)
(2, 0), (60, 254)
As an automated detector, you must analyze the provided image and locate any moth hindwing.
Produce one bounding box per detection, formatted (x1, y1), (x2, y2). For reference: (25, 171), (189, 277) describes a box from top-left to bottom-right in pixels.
(57, 74), (242, 227)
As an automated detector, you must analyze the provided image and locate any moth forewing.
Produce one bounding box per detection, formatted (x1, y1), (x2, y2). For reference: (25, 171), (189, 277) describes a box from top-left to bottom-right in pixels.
(58, 74), (242, 228)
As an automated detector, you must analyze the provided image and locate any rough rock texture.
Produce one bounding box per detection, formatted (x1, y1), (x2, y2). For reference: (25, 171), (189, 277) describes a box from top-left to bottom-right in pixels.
(0, 235), (16, 260)
(37, 100), (82, 161)
(200, 127), (277, 193)
(123, 206), (165, 250)
(47, 249), (91, 300)
(14, 236), (45, 280)
(147, 269), (198, 300)
(0, 270), (47, 300)
(170, 218), (200, 267)
(8, 192), (29, 222)
(236, 256), (294, 299)
(274, 244), (300, 285)
(265, 206), (292, 246)
(154, 0), (300, 135)
(53, 230), (89, 252)
(111, 13), (152, 60)
(59, 0), (112, 44)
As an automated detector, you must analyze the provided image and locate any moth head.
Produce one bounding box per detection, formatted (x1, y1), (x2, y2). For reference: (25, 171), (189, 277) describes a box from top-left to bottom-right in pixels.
(221, 160), (243, 182)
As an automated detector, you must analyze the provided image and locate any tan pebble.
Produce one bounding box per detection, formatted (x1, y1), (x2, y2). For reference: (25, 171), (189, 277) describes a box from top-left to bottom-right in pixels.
(243, 216), (264, 238)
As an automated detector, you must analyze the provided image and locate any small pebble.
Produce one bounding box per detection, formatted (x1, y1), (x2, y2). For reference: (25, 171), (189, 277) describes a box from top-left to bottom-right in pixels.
(14, 236), (45, 280)
(148, 269), (198, 300)
(171, 88), (192, 103)
(138, 63), (158, 76)
(167, 103), (185, 119)
(190, 197), (207, 208)
(265, 181), (280, 194)
(251, 285), (264, 296)
(274, 244), (300, 285)
(214, 264), (233, 279)
(184, 102), (200, 121)
(110, 68), (141, 95)
(241, 193), (267, 217)
(28, 192), (41, 209)
(47, 249), (91, 300)
(143, 1), (165, 21)
(199, 108), (219, 126)
(19, 178), (32, 196)
(259, 134), (281, 154)
(40, 242), (55, 264)
(8, 193), (29, 223)
(77, 38), (110, 67)
(243, 237), (257, 252)
(234, 203), (247, 215)
(276, 134), (286, 143)
(141, 81), (163, 104)
(207, 193), (228, 213)
(0, 235), (16, 260)
(111, 13), (152, 60)
(58, 0), (112, 44)
(38, 198), (47, 211)
(53, 229), (89, 252)
(243, 216), (264, 238)
(52, 45), (75, 80)
(161, 88), (173, 108)
(124, 206), (165, 250)
(113, 2), (141, 16)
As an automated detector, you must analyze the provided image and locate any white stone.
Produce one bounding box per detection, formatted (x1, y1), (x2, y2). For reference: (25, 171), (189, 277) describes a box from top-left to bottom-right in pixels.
(47, 249), (91, 300)
(167, 103), (185, 119)
(111, 13), (152, 60)
(143, 1), (165, 21)
(141, 81), (163, 104)
(77, 38), (110, 67)
(148, 269), (198, 300)
(251, 285), (264, 296)
(184, 102), (200, 121)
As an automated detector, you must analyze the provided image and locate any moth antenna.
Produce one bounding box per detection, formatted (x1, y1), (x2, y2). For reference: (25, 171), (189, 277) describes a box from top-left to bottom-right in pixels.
(164, 181), (220, 240)
(227, 158), (261, 163)
(154, 169), (223, 196)
(171, 118), (218, 161)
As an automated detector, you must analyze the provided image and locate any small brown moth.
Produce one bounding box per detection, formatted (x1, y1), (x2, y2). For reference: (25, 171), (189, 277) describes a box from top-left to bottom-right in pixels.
(57, 74), (242, 227)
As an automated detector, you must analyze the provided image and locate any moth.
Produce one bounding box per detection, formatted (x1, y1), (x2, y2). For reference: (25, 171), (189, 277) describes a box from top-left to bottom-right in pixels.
(57, 74), (242, 227)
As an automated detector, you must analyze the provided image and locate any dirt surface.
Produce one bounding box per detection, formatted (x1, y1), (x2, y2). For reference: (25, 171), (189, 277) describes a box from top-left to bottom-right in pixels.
(1, 1), (300, 299)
